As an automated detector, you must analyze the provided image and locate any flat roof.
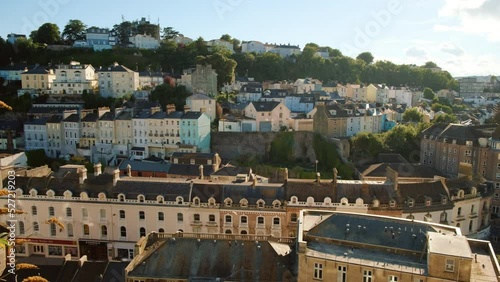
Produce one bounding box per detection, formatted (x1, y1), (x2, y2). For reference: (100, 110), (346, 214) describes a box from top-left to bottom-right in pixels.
(427, 232), (472, 258)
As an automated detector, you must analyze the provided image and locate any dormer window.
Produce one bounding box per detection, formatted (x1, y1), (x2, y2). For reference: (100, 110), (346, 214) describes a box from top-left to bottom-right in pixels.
(257, 199), (265, 208)
(441, 196), (447, 205)
(240, 198), (248, 207)
(426, 198), (432, 207)
(137, 195), (145, 203)
(208, 197), (216, 207)
(389, 199), (396, 208)
(272, 200), (281, 208)
(290, 196), (298, 204)
(224, 198), (233, 207)
(156, 196), (164, 204)
(408, 198), (415, 208)
(193, 197), (200, 206)
(118, 194), (125, 202)
(176, 196), (184, 205)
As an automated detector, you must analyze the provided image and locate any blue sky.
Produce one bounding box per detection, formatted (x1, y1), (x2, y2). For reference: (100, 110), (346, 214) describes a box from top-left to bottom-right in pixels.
(2, 0), (499, 77)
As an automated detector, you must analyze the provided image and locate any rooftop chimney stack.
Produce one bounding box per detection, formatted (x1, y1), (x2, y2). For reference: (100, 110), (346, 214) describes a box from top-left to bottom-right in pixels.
(284, 168), (289, 182)
(127, 164), (132, 177)
(332, 168), (338, 186)
(199, 165), (204, 180)
(113, 169), (120, 187)
(94, 163), (102, 176)
(316, 172), (321, 185)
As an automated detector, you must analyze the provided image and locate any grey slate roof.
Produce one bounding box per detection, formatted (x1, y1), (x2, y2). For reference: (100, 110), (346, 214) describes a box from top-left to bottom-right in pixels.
(99, 111), (115, 121)
(251, 101), (280, 112)
(81, 112), (98, 122)
(127, 238), (293, 280)
(63, 113), (80, 122)
(119, 159), (170, 173)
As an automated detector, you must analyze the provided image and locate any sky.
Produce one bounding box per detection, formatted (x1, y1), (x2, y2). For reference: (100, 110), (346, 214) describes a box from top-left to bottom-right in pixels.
(1, 0), (499, 77)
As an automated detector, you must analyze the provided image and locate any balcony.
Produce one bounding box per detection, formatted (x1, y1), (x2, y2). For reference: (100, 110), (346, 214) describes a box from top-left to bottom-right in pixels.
(206, 221), (218, 227)
(191, 220), (203, 226)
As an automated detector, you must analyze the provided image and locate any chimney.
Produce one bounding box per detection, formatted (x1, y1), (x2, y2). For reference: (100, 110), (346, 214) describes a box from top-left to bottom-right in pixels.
(94, 163), (102, 176)
(386, 167), (398, 191)
(283, 168), (289, 182)
(252, 174), (256, 188)
(113, 169), (120, 186)
(199, 165), (204, 180)
(150, 106), (160, 114)
(78, 167), (87, 184)
(126, 164), (132, 177)
(213, 153), (221, 171)
(166, 104), (176, 114)
(332, 168), (338, 186)
(184, 105), (191, 113)
(316, 172), (321, 185)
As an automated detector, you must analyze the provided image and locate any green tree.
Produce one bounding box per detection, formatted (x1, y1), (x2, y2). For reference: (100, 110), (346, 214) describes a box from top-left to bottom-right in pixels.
(26, 149), (49, 167)
(423, 87), (435, 100)
(137, 23), (160, 39)
(351, 132), (385, 160)
(149, 83), (189, 111)
(356, 52), (374, 64)
(62, 19), (86, 45)
(162, 27), (179, 40)
(423, 61), (438, 68)
(383, 125), (419, 161)
(114, 21), (132, 46)
(402, 108), (424, 123)
(268, 132), (295, 165)
(196, 51), (237, 89)
(32, 23), (61, 44)
(433, 114), (458, 123)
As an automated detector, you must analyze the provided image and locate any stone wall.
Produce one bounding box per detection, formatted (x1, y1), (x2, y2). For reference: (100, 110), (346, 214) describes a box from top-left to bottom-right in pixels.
(211, 132), (317, 162)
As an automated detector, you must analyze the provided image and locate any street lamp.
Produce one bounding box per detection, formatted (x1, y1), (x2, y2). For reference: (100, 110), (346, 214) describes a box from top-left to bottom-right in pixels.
(315, 160), (318, 174)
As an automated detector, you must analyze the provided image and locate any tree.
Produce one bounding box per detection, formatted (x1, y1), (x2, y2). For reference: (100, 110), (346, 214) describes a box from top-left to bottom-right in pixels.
(423, 61), (438, 68)
(351, 132), (384, 160)
(196, 51), (237, 89)
(114, 21), (132, 46)
(137, 23), (160, 39)
(402, 108), (424, 123)
(423, 87), (435, 100)
(32, 23), (61, 44)
(149, 83), (190, 111)
(162, 27), (179, 40)
(356, 52), (374, 64)
(383, 125), (419, 161)
(62, 19), (86, 45)
(433, 114), (458, 123)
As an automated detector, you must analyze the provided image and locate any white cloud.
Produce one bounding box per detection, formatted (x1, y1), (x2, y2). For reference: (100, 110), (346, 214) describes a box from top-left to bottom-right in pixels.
(436, 0), (500, 42)
(439, 43), (465, 56)
(405, 47), (427, 59)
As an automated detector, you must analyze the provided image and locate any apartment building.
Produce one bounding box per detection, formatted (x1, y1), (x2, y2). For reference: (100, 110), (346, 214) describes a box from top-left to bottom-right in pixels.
(97, 63), (139, 98)
(52, 61), (97, 95)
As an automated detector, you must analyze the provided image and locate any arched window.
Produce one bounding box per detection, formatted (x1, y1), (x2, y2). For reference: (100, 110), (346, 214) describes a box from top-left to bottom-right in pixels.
(138, 195), (145, 202)
(118, 194), (125, 202)
(83, 224), (90, 236)
(159, 228), (164, 233)
(139, 227), (146, 237)
(240, 216), (248, 224)
(225, 229), (232, 234)
(120, 226), (127, 237)
(240, 198), (248, 207)
(257, 199), (265, 208)
(101, 225), (108, 237)
(19, 221), (25, 235)
(208, 197), (216, 206)
(67, 223), (73, 237)
(176, 196), (184, 204)
(240, 230), (248, 235)
(224, 198), (233, 207)
(290, 196), (298, 204)
(193, 197), (200, 206)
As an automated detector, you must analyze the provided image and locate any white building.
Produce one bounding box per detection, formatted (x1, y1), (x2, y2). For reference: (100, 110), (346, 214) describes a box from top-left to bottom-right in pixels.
(206, 39), (234, 53)
(97, 63), (139, 98)
(24, 118), (48, 152)
(186, 93), (216, 122)
(52, 61), (97, 95)
(129, 34), (160, 50)
(241, 41), (265, 54)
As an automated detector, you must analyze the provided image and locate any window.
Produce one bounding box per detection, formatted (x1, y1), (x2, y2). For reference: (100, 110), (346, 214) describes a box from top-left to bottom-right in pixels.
(82, 208), (88, 219)
(120, 226), (127, 237)
(445, 258), (455, 271)
(139, 227), (146, 237)
(273, 217), (280, 226)
(32, 206), (37, 215)
(389, 276), (399, 282)
(225, 215), (232, 223)
(337, 265), (347, 282)
(241, 216), (248, 224)
(100, 209), (106, 219)
(19, 221), (25, 235)
(471, 205), (475, 214)
(139, 211), (145, 220)
(119, 210), (125, 219)
(194, 214), (200, 221)
(314, 262), (323, 279)
(33, 222), (39, 232)
(209, 214), (215, 222)
(50, 223), (56, 236)
(158, 212), (164, 221)
(363, 270), (372, 282)
(177, 213), (183, 222)
(49, 207), (55, 216)
(67, 223), (73, 237)
(469, 220), (473, 232)
(101, 225), (107, 237)
(83, 224), (90, 236)
(457, 207), (462, 216)
(291, 213), (298, 222)
(257, 216), (264, 225)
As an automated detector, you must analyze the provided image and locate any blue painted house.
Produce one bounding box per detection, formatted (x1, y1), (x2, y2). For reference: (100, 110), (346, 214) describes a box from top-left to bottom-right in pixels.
(180, 111), (211, 153)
